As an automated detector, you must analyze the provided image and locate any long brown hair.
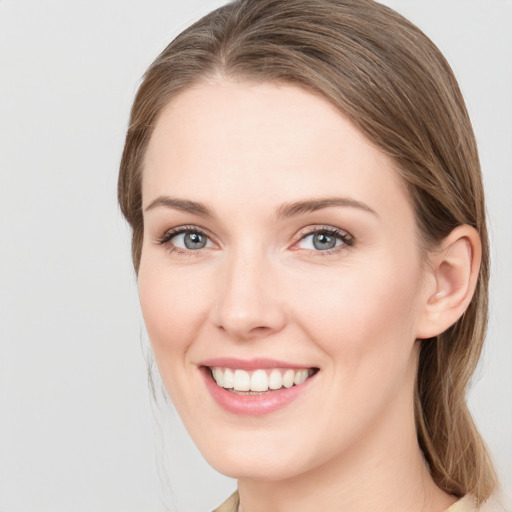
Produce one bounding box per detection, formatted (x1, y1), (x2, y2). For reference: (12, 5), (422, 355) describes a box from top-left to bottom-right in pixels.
(118, 0), (497, 502)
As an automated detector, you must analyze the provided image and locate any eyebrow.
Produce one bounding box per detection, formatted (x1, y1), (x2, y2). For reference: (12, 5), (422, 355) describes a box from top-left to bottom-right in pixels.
(275, 197), (377, 219)
(144, 195), (377, 218)
(144, 196), (213, 216)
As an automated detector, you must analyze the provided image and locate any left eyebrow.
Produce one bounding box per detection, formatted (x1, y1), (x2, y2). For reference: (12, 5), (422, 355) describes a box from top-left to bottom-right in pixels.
(275, 197), (378, 219)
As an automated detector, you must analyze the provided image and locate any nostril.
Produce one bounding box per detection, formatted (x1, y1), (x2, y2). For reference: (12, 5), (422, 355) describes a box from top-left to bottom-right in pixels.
(252, 325), (272, 332)
(213, 308), (286, 339)
(210, 272), (288, 338)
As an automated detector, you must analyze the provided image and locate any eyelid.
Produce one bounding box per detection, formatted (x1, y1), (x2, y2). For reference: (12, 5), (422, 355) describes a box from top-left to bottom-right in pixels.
(157, 225), (208, 243)
(296, 225), (352, 240)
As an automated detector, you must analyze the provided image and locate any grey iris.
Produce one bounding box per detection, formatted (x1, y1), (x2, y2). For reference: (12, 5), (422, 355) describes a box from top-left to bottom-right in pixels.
(313, 232), (337, 250)
(184, 232), (207, 249)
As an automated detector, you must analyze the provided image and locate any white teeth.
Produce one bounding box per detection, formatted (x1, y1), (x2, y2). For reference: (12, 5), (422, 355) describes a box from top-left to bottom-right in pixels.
(222, 368), (234, 389)
(212, 367), (224, 387)
(282, 369), (294, 388)
(211, 367), (314, 392)
(294, 369), (309, 385)
(233, 369), (250, 391)
(268, 369), (282, 390)
(250, 369), (269, 392)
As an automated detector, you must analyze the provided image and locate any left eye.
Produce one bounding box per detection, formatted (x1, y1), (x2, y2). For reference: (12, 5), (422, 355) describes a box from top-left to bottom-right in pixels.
(296, 230), (348, 251)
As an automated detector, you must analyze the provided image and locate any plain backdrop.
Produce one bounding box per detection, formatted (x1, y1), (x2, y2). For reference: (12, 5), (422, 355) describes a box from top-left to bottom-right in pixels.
(1, 1), (511, 511)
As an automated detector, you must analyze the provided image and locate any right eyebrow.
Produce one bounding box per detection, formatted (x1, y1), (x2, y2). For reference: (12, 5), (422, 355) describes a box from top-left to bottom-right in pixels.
(144, 196), (213, 217)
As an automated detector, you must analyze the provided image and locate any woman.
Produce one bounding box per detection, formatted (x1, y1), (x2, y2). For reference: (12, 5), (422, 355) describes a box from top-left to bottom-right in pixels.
(118, 0), (499, 510)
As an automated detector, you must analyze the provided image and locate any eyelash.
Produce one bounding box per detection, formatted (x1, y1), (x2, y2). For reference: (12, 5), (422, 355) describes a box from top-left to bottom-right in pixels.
(156, 225), (354, 256)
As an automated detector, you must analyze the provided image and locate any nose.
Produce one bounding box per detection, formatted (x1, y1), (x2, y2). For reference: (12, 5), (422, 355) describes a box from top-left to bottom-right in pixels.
(210, 249), (287, 341)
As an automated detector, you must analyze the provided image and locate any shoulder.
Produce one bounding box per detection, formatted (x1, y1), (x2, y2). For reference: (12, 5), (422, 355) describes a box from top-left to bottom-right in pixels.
(212, 491), (239, 512)
(446, 495), (509, 512)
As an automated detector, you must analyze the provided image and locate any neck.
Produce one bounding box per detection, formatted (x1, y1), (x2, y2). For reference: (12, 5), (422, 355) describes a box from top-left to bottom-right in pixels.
(237, 383), (456, 512)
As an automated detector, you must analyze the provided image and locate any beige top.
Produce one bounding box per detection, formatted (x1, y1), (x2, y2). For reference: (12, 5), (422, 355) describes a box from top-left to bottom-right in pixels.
(213, 492), (477, 512)
(447, 495), (478, 512)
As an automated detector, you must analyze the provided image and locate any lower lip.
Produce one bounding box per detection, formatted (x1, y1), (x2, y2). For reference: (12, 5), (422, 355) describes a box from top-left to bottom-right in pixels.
(201, 367), (316, 416)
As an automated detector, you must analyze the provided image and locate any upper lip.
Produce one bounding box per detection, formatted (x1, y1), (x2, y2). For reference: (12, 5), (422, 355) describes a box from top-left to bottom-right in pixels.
(200, 357), (316, 370)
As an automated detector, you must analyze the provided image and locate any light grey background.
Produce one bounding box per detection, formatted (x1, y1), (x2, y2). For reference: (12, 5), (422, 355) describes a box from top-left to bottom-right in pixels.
(0, 1), (510, 511)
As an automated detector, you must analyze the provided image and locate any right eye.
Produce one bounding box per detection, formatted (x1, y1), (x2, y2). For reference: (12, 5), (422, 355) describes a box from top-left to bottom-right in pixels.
(158, 226), (215, 253)
(172, 231), (209, 250)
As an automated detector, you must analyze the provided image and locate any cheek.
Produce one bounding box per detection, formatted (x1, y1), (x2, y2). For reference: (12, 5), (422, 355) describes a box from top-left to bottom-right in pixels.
(284, 258), (423, 451)
(290, 254), (422, 366)
(137, 257), (218, 414)
(137, 257), (210, 363)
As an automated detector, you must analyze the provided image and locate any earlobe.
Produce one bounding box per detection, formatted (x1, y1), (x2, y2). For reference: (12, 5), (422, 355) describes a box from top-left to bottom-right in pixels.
(416, 225), (482, 340)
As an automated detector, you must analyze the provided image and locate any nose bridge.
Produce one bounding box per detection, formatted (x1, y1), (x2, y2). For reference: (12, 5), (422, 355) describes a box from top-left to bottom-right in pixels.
(212, 243), (286, 339)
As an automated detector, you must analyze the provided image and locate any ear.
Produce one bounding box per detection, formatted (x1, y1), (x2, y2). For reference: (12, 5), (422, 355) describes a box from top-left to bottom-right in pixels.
(416, 225), (482, 340)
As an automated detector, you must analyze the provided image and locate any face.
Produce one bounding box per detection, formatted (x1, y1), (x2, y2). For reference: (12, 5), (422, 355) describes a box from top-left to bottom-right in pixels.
(139, 80), (431, 481)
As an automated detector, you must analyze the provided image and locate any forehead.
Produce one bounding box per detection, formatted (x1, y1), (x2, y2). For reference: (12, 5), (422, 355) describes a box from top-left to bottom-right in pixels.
(142, 80), (410, 219)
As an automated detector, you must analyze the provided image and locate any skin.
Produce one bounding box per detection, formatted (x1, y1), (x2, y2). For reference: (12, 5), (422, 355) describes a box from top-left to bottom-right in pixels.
(138, 80), (463, 512)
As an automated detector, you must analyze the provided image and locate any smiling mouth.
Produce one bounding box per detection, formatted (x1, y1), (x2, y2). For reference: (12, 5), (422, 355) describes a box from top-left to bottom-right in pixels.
(208, 367), (319, 394)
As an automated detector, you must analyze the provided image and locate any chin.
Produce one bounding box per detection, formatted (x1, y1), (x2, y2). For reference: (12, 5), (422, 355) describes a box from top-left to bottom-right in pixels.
(205, 451), (307, 482)
(187, 421), (338, 483)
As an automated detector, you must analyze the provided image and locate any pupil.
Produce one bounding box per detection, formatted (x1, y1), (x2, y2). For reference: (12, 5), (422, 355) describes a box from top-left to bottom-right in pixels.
(313, 233), (336, 250)
(184, 232), (206, 249)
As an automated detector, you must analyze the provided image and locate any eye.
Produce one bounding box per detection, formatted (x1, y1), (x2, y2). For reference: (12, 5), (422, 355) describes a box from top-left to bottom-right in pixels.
(157, 226), (214, 253)
(294, 227), (353, 253)
(173, 231), (210, 250)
